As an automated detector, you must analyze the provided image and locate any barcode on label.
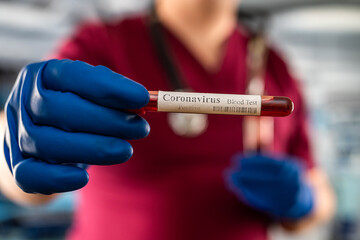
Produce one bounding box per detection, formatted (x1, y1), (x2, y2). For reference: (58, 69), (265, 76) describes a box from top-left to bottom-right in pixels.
(212, 106), (258, 114)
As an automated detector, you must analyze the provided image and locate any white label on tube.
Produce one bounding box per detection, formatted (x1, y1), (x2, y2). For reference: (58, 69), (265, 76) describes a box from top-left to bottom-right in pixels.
(157, 91), (261, 116)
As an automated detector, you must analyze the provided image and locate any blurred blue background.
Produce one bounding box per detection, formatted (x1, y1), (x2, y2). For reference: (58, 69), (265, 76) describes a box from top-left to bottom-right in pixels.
(0, 0), (359, 239)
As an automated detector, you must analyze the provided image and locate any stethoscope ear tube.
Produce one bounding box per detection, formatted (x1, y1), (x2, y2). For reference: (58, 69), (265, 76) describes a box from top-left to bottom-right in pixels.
(243, 33), (274, 153)
(148, 6), (187, 91)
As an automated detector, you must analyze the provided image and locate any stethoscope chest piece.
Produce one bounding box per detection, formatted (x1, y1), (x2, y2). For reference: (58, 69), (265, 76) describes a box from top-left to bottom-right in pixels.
(167, 112), (208, 137)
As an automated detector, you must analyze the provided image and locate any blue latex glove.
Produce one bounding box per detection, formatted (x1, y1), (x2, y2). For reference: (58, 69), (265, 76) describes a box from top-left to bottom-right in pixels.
(3, 59), (150, 194)
(225, 154), (314, 220)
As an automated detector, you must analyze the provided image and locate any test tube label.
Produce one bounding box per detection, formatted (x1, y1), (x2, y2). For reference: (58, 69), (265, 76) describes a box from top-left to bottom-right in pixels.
(157, 91), (261, 115)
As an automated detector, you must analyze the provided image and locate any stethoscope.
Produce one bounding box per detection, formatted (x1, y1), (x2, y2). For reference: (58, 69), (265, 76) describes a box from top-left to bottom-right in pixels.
(148, 7), (274, 151)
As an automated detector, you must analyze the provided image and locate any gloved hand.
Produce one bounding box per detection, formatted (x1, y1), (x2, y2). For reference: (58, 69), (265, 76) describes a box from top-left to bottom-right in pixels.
(3, 59), (150, 194)
(225, 154), (314, 220)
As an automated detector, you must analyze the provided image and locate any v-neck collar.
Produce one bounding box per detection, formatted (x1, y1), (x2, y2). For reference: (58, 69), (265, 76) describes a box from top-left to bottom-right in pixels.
(162, 25), (236, 75)
(160, 24), (247, 93)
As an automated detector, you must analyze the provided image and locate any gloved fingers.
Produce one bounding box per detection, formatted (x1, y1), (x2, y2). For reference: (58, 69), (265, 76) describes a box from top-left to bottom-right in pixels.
(227, 167), (300, 203)
(226, 154), (312, 219)
(19, 114), (133, 165)
(42, 59), (149, 110)
(236, 172), (311, 219)
(240, 155), (283, 169)
(231, 161), (285, 180)
(228, 170), (281, 186)
(227, 173), (269, 210)
(236, 155), (302, 177)
(13, 158), (89, 195)
(28, 84), (149, 139)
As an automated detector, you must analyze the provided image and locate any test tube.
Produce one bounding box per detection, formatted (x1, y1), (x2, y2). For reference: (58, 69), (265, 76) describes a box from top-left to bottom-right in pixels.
(131, 91), (293, 117)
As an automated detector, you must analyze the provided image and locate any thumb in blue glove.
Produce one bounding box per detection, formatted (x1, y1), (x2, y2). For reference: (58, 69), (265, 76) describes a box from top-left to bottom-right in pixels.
(224, 154), (314, 220)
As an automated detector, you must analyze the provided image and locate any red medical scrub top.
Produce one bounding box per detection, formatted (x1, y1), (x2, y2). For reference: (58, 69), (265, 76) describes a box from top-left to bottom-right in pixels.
(52, 14), (314, 240)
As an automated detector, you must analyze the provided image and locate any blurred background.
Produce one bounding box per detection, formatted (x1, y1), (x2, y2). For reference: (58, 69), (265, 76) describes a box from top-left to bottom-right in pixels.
(0, 0), (359, 239)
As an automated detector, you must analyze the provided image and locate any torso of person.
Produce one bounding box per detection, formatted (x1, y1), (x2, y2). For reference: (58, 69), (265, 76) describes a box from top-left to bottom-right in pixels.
(52, 14), (313, 240)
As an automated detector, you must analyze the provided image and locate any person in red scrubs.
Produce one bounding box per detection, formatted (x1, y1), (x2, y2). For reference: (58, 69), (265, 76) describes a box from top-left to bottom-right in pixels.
(0, 0), (335, 239)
